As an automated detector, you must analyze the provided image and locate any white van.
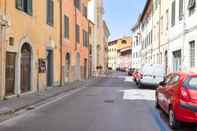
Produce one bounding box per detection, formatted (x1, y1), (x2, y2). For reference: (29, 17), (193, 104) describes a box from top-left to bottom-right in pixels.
(138, 64), (165, 88)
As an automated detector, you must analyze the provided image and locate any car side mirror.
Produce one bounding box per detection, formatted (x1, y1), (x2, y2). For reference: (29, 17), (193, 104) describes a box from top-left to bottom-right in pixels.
(159, 81), (166, 86)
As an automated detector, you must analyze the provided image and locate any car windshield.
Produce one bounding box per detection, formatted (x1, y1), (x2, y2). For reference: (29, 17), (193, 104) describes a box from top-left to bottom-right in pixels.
(187, 77), (197, 90)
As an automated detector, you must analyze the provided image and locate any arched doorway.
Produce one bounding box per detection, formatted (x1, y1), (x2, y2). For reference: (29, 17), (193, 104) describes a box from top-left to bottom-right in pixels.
(21, 43), (32, 93)
(65, 53), (71, 83)
(76, 53), (80, 80)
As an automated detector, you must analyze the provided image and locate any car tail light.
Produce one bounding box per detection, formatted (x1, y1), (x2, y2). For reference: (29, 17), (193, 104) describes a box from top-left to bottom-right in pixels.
(180, 88), (190, 101)
(139, 73), (143, 79)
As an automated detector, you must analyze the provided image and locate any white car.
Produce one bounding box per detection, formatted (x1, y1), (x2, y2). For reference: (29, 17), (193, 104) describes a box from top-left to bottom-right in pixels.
(138, 64), (165, 88)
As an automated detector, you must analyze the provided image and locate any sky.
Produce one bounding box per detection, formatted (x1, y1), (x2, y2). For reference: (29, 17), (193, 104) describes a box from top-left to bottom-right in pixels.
(104, 0), (146, 41)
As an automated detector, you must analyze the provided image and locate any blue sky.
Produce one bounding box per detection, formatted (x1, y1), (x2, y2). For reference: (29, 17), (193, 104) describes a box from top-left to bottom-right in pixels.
(104, 0), (146, 41)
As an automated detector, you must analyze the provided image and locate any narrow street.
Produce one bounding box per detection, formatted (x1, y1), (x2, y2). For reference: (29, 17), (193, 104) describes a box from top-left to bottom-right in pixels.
(0, 72), (196, 131)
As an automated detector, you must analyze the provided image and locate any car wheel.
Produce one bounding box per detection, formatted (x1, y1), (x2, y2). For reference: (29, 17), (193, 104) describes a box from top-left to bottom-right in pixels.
(169, 108), (180, 129)
(138, 83), (143, 88)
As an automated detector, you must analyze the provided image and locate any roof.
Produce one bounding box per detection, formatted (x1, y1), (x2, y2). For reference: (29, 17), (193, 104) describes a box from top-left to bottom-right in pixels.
(139, 0), (152, 22)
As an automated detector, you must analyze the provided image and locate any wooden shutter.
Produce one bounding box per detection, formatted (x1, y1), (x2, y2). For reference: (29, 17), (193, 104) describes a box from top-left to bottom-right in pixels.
(47, 0), (54, 26)
(179, 0), (183, 20)
(16, 0), (23, 10)
(188, 0), (196, 9)
(64, 15), (69, 39)
(171, 1), (176, 26)
(27, 0), (33, 15)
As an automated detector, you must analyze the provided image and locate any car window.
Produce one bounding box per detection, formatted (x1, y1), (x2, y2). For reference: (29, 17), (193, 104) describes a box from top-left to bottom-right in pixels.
(186, 77), (197, 90)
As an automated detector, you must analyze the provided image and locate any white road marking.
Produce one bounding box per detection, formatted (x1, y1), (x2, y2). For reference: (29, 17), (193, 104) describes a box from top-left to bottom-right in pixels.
(121, 89), (155, 101)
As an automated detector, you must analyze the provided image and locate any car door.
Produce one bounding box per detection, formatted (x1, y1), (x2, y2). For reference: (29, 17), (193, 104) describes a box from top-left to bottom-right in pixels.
(157, 74), (172, 110)
(163, 74), (180, 113)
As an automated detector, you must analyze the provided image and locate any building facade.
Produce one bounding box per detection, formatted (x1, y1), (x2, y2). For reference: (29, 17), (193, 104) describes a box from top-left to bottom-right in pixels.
(0, 0), (61, 99)
(61, 0), (90, 83)
(88, 0), (110, 76)
(102, 21), (110, 73)
(140, 0), (153, 66)
(108, 37), (132, 70)
(132, 0), (197, 74)
(132, 21), (142, 70)
(118, 47), (132, 71)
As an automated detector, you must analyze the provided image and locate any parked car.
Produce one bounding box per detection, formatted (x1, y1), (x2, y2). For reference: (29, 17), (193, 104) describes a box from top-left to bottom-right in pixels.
(156, 72), (197, 129)
(138, 64), (165, 88)
(128, 68), (135, 76)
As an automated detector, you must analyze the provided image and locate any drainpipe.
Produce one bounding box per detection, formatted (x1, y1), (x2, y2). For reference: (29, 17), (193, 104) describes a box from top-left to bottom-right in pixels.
(0, 0), (7, 99)
(60, 0), (63, 86)
(157, 0), (161, 64)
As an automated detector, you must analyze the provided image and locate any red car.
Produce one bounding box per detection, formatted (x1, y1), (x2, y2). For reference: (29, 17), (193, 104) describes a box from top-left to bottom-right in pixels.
(155, 72), (197, 129)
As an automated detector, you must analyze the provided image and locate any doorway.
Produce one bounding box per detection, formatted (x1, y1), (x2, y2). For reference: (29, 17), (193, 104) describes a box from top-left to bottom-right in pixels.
(47, 50), (53, 87)
(84, 58), (88, 79)
(5, 52), (16, 96)
(65, 53), (71, 83)
(76, 53), (80, 80)
(20, 43), (31, 93)
(173, 50), (182, 72)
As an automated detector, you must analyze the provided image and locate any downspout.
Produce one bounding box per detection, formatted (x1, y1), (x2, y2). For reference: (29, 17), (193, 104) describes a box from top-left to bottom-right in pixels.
(60, 0), (63, 86)
(158, 0), (161, 64)
(0, 0), (7, 99)
(151, 0), (153, 64)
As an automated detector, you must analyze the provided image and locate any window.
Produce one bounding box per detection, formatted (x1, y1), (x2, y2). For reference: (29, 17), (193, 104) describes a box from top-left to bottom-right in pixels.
(171, 1), (176, 27)
(83, 30), (88, 47)
(185, 77), (197, 90)
(83, 5), (87, 18)
(166, 9), (169, 30)
(47, 0), (54, 26)
(179, 0), (184, 20)
(16, 0), (32, 15)
(64, 15), (69, 39)
(188, 0), (196, 16)
(190, 41), (195, 67)
(74, 0), (81, 10)
(76, 24), (80, 43)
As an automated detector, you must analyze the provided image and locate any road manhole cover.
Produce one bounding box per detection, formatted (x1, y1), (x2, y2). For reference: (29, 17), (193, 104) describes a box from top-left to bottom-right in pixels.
(104, 100), (114, 103)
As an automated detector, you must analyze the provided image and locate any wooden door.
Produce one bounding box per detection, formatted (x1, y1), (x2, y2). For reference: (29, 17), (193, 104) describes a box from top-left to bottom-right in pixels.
(84, 59), (87, 79)
(5, 52), (16, 96)
(21, 44), (31, 93)
(47, 50), (53, 87)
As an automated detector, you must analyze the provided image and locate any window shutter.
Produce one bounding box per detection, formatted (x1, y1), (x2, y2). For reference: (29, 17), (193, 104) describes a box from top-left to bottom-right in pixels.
(16, 0), (23, 10)
(179, 0), (183, 20)
(171, 1), (176, 27)
(27, 0), (33, 15)
(64, 15), (69, 39)
(47, 0), (54, 26)
(188, 0), (196, 9)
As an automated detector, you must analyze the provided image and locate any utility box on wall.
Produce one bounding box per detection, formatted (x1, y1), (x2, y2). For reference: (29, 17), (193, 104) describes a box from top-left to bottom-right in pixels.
(38, 59), (46, 73)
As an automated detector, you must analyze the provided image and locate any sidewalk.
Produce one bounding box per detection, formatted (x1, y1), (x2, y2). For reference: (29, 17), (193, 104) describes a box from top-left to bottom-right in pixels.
(0, 77), (103, 116)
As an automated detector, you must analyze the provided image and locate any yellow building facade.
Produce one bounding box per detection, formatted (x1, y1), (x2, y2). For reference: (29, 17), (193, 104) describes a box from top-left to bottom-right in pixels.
(108, 37), (132, 70)
(0, 0), (61, 99)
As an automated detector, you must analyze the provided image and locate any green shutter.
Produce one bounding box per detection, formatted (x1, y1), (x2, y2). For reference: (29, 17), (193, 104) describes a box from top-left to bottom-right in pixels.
(16, 0), (23, 10)
(47, 0), (54, 26)
(27, 0), (33, 15)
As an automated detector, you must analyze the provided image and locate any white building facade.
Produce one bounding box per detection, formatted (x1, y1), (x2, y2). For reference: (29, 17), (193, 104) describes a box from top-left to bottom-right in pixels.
(132, 19), (142, 69)
(132, 0), (197, 73)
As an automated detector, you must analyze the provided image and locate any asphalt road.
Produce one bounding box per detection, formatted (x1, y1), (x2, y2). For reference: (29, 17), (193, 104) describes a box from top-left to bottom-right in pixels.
(0, 72), (196, 131)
